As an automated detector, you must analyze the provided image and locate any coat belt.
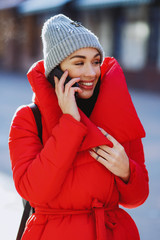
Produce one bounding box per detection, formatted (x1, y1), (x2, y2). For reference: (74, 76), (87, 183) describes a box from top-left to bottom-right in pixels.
(35, 199), (118, 240)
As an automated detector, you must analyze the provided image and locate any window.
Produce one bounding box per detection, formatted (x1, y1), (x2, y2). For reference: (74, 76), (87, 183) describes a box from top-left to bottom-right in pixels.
(121, 21), (150, 70)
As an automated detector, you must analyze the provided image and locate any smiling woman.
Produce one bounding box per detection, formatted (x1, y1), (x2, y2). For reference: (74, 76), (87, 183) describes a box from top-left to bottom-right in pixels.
(8, 14), (149, 240)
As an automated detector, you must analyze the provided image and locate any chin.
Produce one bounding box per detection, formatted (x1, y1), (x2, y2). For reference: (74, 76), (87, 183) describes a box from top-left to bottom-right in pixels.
(78, 90), (94, 99)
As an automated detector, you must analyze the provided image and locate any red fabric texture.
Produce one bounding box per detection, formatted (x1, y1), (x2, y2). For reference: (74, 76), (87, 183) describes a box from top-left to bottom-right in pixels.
(9, 57), (149, 240)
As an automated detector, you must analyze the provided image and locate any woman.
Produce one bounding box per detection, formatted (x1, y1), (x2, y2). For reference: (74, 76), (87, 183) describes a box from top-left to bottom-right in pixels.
(9, 14), (149, 240)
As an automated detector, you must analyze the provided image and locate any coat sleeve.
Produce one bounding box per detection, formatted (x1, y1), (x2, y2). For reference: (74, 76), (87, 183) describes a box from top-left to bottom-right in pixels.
(9, 106), (87, 204)
(115, 138), (149, 208)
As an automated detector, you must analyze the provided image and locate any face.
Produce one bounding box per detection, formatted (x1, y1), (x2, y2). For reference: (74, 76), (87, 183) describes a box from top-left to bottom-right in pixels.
(60, 48), (101, 99)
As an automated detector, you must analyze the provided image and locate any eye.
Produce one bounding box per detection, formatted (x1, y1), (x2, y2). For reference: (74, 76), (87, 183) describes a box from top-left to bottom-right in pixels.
(93, 59), (101, 65)
(74, 62), (84, 66)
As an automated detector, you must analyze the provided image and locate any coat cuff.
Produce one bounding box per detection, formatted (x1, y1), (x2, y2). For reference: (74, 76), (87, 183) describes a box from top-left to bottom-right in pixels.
(115, 158), (149, 208)
(59, 114), (88, 134)
(116, 158), (136, 187)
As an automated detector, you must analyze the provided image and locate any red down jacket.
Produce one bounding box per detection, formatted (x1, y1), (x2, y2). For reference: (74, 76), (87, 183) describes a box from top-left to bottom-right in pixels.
(9, 57), (149, 240)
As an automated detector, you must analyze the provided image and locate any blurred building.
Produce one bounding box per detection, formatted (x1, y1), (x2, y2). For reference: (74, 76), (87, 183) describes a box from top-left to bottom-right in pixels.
(0, 0), (160, 91)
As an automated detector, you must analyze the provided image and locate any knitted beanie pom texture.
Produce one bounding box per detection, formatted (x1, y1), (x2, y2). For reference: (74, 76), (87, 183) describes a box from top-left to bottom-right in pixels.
(42, 14), (104, 77)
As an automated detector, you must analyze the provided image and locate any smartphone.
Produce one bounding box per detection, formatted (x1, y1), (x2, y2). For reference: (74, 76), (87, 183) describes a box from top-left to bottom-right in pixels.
(47, 66), (79, 89)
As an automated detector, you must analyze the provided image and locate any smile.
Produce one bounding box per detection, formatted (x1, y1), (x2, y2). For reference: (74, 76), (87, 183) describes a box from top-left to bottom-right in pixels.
(79, 81), (94, 86)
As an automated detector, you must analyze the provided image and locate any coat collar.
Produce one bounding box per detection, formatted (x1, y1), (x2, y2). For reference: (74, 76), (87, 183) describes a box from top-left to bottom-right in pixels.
(90, 57), (145, 143)
(79, 57), (145, 151)
(27, 58), (145, 151)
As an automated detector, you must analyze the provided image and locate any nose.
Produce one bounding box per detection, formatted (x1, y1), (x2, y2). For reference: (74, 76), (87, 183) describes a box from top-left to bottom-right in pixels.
(84, 64), (96, 78)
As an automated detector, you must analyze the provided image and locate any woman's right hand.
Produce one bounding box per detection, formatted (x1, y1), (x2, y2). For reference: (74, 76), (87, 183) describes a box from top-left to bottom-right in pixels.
(54, 70), (82, 121)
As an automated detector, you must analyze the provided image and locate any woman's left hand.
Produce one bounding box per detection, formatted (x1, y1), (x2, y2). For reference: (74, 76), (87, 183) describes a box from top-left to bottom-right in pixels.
(89, 128), (130, 183)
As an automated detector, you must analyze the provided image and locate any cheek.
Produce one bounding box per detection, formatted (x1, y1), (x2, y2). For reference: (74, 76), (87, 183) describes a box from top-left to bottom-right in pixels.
(60, 63), (79, 78)
(60, 63), (67, 72)
(68, 69), (81, 78)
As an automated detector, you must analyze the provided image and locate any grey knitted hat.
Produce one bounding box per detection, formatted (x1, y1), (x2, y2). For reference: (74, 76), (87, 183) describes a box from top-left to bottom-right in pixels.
(42, 14), (104, 77)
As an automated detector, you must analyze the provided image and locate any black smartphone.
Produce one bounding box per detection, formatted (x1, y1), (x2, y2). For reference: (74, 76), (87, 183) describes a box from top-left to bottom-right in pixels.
(47, 66), (79, 89)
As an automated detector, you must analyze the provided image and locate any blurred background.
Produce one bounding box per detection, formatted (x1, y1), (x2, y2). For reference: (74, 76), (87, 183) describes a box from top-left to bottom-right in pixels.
(0, 0), (160, 239)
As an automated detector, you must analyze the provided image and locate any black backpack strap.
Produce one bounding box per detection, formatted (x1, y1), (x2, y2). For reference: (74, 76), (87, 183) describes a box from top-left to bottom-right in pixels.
(29, 103), (42, 143)
(16, 201), (31, 240)
(16, 103), (42, 240)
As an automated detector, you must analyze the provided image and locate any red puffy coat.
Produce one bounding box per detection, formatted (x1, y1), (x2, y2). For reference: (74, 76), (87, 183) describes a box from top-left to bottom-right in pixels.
(9, 57), (149, 240)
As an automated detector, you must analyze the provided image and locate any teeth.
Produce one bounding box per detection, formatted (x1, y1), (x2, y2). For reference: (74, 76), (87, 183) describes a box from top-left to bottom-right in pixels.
(80, 82), (93, 86)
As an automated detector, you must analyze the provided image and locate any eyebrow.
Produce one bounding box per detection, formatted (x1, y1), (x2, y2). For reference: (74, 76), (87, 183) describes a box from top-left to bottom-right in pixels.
(70, 53), (100, 60)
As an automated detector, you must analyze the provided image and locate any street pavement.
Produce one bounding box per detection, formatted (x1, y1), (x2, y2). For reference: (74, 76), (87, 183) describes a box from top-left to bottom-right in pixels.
(0, 70), (160, 240)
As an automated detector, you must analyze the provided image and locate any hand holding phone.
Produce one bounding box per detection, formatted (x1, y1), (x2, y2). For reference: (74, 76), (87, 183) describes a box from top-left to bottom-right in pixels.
(47, 66), (79, 99)
(49, 67), (81, 121)
(47, 66), (79, 88)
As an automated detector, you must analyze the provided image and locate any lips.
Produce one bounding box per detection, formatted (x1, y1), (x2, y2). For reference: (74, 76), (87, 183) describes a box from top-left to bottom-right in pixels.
(79, 81), (94, 90)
